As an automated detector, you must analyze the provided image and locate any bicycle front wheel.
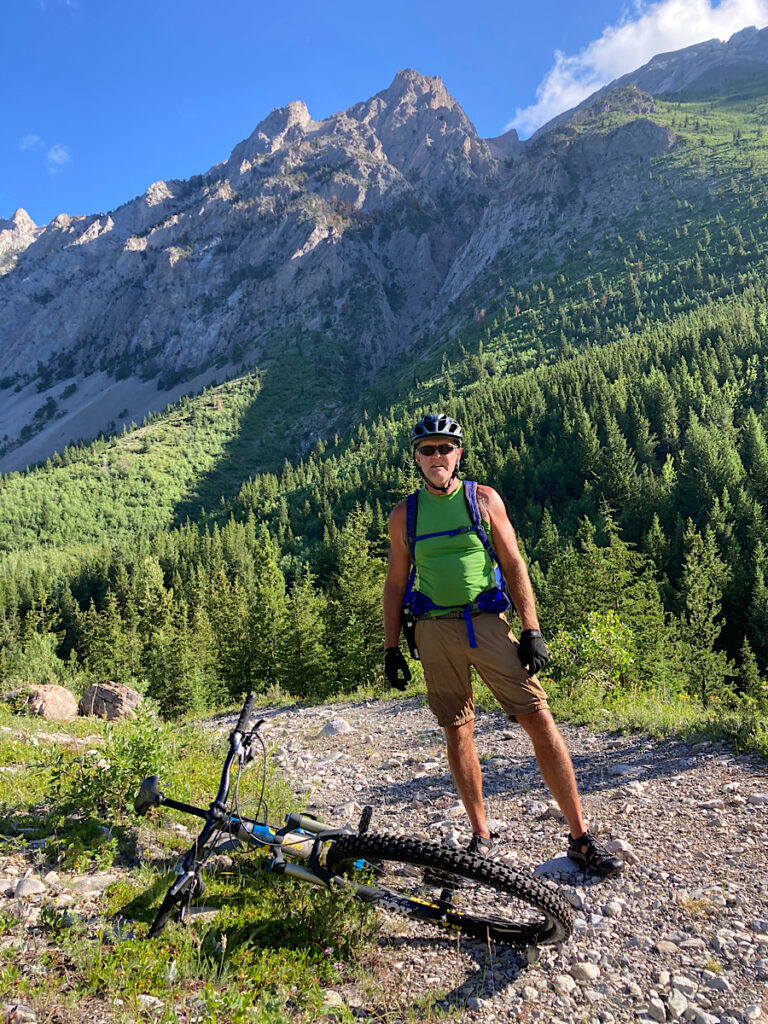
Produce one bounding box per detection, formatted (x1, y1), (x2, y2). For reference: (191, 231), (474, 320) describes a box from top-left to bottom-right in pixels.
(326, 832), (573, 947)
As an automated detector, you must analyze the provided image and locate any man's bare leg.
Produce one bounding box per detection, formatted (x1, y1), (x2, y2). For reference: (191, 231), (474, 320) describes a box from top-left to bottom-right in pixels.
(444, 719), (490, 838)
(516, 708), (587, 838)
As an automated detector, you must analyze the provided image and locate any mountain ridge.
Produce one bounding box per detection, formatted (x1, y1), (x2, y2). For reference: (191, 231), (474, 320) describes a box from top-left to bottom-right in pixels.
(3, 28), (768, 472)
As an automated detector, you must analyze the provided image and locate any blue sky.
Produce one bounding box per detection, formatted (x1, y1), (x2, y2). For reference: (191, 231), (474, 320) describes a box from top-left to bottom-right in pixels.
(3, 0), (767, 225)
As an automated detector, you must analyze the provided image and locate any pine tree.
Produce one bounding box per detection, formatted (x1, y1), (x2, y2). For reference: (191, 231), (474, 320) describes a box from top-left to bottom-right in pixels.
(280, 566), (332, 698)
(329, 504), (385, 691)
(738, 638), (768, 711)
(678, 520), (733, 706)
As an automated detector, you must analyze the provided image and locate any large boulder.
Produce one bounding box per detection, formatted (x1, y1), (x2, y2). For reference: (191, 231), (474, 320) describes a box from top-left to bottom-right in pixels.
(23, 684), (78, 721)
(78, 681), (143, 720)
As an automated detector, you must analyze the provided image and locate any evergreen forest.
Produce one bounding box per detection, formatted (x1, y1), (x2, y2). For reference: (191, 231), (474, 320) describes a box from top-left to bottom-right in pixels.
(2, 82), (768, 751)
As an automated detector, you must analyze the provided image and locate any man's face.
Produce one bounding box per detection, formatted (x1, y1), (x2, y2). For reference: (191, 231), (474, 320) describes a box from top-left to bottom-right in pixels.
(414, 439), (462, 489)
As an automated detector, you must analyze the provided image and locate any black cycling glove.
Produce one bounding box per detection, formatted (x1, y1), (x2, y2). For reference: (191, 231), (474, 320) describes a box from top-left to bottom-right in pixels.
(384, 647), (411, 690)
(518, 629), (550, 675)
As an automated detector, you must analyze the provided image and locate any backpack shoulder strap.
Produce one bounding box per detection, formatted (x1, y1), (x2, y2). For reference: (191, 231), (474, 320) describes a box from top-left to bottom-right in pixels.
(406, 490), (419, 561)
(463, 482), (507, 598)
(403, 490), (420, 607)
(463, 481), (497, 564)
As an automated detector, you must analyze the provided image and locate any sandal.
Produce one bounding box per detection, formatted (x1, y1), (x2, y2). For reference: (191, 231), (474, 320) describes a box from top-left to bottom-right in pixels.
(467, 831), (497, 857)
(567, 831), (624, 877)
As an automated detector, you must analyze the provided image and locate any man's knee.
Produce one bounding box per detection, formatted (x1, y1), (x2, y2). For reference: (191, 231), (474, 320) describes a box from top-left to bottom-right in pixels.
(516, 706), (559, 741)
(444, 719), (475, 751)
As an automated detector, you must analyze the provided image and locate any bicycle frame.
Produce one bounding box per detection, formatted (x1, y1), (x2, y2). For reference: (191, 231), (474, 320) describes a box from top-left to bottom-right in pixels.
(134, 703), (364, 900)
(136, 695), (574, 946)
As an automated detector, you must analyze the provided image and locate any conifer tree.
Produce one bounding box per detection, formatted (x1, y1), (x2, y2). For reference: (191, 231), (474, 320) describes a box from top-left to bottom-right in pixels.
(329, 504), (385, 691)
(678, 520), (733, 705)
(280, 565), (332, 698)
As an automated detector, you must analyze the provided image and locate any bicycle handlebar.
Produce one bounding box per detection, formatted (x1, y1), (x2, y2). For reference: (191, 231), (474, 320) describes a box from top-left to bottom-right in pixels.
(235, 693), (256, 734)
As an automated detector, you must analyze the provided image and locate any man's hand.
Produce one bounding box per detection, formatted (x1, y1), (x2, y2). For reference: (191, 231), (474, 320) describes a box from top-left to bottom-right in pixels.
(384, 647), (411, 690)
(518, 629), (550, 675)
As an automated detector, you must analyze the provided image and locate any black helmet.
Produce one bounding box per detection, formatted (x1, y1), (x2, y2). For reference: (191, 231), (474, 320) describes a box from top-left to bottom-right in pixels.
(410, 413), (463, 449)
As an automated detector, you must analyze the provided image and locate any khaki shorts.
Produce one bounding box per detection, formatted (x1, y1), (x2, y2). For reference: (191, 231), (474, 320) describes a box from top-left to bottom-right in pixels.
(415, 613), (550, 728)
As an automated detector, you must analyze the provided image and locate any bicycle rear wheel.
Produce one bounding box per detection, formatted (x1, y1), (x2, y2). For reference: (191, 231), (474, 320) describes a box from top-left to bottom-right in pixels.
(326, 833), (573, 947)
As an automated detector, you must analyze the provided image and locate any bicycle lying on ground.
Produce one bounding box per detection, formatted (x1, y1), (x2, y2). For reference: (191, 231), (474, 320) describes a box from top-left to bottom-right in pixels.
(134, 694), (574, 948)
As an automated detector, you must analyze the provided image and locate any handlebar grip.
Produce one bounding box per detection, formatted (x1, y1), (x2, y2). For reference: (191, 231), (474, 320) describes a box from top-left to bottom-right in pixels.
(235, 693), (256, 733)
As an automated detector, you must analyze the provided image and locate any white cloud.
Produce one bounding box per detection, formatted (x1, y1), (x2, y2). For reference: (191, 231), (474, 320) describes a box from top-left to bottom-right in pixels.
(45, 143), (71, 173)
(19, 133), (45, 151)
(510, 0), (768, 137)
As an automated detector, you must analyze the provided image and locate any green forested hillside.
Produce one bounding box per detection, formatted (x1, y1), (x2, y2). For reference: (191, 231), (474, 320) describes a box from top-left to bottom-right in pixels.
(2, 84), (768, 742)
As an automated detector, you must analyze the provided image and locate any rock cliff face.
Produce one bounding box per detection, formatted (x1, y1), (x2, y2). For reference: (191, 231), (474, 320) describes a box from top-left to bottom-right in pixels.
(1, 27), (766, 467)
(0, 69), (498, 390)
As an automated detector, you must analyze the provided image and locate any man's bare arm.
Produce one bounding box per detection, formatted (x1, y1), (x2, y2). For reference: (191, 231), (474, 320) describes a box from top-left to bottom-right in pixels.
(478, 486), (540, 631)
(383, 501), (411, 648)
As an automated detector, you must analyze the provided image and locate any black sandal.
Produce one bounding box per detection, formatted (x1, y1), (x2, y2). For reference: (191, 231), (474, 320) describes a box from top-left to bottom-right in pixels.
(567, 831), (624, 877)
(467, 831), (497, 857)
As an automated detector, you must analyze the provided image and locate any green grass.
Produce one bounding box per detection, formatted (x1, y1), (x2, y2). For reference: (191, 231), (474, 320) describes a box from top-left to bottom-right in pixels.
(0, 705), (390, 1024)
(0, 374), (263, 553)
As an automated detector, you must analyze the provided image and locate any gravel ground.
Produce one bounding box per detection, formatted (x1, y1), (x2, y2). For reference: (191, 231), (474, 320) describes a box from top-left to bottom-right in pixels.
(254, 696), (768, 1024)
(1, 698), (767, 1024)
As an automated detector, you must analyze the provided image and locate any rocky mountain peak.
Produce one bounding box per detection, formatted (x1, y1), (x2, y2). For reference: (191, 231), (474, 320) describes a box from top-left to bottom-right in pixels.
(227, 99), (316, 171)
(380, 68), (454, 108)
(11, 208), (36, 231)
(0, 208), (42, 265)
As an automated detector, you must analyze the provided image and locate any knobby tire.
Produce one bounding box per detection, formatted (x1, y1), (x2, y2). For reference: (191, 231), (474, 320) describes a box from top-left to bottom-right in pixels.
(326, 832), (573, 947)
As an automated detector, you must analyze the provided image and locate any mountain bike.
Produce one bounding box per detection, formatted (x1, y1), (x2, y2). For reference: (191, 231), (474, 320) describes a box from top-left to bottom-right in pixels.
(133, 694), (573, 948)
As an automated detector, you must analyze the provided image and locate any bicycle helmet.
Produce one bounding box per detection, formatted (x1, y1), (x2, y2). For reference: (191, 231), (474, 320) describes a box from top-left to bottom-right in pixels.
(410, 413), (463, 449)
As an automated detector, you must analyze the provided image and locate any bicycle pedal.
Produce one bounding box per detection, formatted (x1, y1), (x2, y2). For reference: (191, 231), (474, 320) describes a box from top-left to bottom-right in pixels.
(358, 805), (373, 834)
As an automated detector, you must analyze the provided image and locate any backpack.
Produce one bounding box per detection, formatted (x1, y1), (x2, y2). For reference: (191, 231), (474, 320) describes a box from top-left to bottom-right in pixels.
(401, 481), (510, 655)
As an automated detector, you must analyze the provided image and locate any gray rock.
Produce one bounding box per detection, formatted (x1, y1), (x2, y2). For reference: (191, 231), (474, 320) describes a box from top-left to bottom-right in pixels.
(136, 995), (164, 1012)
(671, 976), (698, 998)
(14, 877), (45, 898)
(654, 940), (679, 955)
(667, 989), (689, 1020)
(648, 996), (667, 1021)
(534, 855), (581, 878)
(68, 872), (117, 893)
(1, 1002), (37, 1023)
(685, 1008), (720, 1024)
(571, 962), (600, 984)
(467, 997), (485, 1011)
(19, 684), (77, 722)
(319, 718), (353, 737)
(78, 681), (143, 720)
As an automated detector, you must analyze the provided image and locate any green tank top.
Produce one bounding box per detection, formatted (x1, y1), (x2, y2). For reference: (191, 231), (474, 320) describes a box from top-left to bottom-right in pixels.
(414, 485), (496, 612)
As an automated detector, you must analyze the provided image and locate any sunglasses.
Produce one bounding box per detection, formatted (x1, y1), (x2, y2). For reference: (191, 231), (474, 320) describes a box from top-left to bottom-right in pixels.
(416, 443), (460, 456)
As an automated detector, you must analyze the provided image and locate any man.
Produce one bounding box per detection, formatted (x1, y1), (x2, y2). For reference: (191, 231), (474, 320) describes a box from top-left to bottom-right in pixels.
(383, 412), (623, 877)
